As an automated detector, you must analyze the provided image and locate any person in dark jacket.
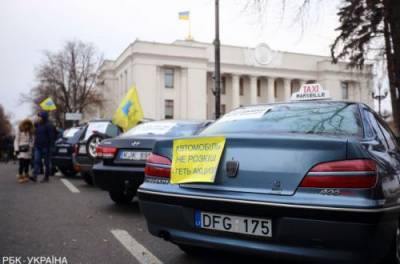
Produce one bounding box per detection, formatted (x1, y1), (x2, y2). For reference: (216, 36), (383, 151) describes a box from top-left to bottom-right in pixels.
(31, 111), (54, 182)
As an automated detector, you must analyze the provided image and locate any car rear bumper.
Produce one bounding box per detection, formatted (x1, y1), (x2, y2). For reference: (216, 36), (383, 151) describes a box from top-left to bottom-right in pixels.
(52, 155), (73, 170)
(138, 189), (398, 263)
(73, 155), (95, 172)
(93, 163), (145, 192)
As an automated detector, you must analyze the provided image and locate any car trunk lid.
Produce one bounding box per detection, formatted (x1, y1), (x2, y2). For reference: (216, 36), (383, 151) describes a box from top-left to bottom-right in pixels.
(180, 134), (349, 196)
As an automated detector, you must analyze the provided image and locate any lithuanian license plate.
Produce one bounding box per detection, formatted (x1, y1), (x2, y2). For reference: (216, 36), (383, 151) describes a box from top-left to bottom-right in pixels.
(119, 151), (150, 161)
(58, 148), (68, 153)
(195, 211), (272, 237)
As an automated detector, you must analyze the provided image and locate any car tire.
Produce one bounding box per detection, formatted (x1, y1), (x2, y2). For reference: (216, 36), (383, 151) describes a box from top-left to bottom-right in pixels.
(382, 220), (400, 264)
(59, 168), (77, 177)
(82, 172), (93, 185)
(86, 134), (106, 159)
(109, 191), (135, 204)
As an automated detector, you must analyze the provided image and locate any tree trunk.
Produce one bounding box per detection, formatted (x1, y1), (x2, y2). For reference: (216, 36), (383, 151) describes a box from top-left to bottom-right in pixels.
(384, 0), (400, 134)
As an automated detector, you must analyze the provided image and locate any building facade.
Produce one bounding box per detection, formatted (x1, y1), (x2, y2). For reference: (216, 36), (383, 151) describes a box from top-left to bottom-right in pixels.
(95, 40), (374, 120)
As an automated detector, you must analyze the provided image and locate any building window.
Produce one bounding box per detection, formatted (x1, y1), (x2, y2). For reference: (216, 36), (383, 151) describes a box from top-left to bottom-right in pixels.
(257, 79), (261, 97)
(239, 78), (244, 96)
(221, 104), (226, 115)
(291, 81), (300, 95)
(165, 100), (174, 119)
(341, 81), (349, 99)
(221, 76), (226, 95)
(164, 68), (174, 88)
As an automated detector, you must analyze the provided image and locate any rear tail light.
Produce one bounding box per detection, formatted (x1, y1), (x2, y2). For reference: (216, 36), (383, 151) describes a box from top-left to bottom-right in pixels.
(96, 146), (117, 159)
(73, 144), (78, 155)
(145, 153), (171, 178)
(300, 159), (377, 188)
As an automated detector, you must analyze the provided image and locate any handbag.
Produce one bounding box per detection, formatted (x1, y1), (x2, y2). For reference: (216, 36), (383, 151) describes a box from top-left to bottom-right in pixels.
(19, 144), (30, 152)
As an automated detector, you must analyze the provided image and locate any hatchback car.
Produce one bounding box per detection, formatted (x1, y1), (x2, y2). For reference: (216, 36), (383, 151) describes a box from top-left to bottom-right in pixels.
(74, 120), (122, 184)
(93, 120), (212, 204)
(138, 101), (400, 263)
(52, 126), (84, 177)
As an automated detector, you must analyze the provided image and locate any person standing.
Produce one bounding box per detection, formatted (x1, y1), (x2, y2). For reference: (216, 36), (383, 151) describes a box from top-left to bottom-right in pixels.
(14, 119), (34, 183)
(31, 111), (54, 183)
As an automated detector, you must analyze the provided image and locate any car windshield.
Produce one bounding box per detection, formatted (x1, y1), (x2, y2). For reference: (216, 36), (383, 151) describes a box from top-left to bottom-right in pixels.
(63, 127), (80, 138)
(120, 121), (202, 138)
(201, 102), (363, 137)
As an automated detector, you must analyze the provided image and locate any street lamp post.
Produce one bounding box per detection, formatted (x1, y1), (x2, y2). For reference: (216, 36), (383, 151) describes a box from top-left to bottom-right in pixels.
(214, 0), (221, 119)
(372, 84), (388, 117)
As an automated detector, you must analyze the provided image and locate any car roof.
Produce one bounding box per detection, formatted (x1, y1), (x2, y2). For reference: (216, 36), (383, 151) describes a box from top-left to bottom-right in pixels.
(238, 100), (362, 108)
(146, 119), (211, 124)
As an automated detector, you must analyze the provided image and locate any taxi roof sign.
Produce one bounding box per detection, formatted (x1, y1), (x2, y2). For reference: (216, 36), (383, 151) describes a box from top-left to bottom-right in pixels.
(290, 83), (331, 101)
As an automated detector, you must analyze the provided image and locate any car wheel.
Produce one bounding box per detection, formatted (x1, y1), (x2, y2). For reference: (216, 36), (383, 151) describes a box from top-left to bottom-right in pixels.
(82, 172), (93, 185)
(382, 220), (400, 264)
(178, 244), (203, 256)
(395, 223), (400, 264)
(86, 134), (105, 159)
(109, 191), (135, 204)
(59, 168), (77, 177)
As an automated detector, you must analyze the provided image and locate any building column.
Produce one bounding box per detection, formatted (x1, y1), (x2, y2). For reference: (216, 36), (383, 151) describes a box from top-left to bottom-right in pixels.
(250, 76), (258, 105)
(232, 75), (240, 109)
(267, 77), (275, 103)
(284, 78), (291, 101)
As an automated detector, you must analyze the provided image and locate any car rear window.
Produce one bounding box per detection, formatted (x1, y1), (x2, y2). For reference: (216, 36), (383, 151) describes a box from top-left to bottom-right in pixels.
(84, 122), (107, 140)
(63, 127), (80, 138)
(201, 102), (363, 137)
(120, 121), (202, 138)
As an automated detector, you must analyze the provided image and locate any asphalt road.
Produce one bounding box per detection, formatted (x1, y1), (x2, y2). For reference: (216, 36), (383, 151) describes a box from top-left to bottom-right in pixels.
(0, 163), (282, 264)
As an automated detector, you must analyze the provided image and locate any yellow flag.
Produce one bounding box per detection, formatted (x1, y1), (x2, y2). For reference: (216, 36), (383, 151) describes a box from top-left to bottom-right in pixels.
(171, 136), (226, 184)
(113, 85), (144, 132)
(39, 97), (57, 111)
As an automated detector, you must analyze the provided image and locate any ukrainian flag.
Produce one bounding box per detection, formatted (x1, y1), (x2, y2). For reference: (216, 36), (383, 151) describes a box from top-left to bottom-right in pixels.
(113, 85), (144, 132)
(39, 97), (57, 111)
(179, 11), (190, 20)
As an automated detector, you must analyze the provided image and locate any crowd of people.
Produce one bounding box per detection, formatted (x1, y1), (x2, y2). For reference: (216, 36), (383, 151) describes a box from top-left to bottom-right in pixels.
(12, 111), (59, 183)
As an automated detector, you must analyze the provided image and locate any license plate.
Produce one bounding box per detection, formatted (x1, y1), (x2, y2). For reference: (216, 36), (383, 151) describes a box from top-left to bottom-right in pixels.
(58, 148), (68, 153)
(79, 145), (87, 154)
(119, 151), (150, 161)
(195, 211), (272, 237)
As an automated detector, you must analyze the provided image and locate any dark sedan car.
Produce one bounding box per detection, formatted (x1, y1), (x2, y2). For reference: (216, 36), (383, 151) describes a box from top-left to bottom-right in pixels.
(138, 101), (400, 263)
(93, 120), (212, 204)
(52, 126), (84, 177)
(74, 120), (122, 185)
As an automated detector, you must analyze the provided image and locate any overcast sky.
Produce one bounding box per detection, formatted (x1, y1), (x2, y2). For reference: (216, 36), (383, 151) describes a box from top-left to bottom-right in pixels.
(2, 0), (383, 123)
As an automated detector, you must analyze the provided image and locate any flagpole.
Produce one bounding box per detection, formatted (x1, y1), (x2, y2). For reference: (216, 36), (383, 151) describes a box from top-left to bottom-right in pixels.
(188, 15), (193, 40)
(214, 0), (221, 119)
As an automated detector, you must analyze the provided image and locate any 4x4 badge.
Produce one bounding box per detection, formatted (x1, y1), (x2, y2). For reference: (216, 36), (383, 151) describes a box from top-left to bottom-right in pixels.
(226, 159), (239, 177)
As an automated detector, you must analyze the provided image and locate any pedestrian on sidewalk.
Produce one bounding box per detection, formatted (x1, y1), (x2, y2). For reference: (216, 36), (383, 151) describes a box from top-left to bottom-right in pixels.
(14, 119), (34, 183)
(31, 111), (54, 183)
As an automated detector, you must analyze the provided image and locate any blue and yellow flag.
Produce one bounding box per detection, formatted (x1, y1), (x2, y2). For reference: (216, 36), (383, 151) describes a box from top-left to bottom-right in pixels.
(39, 97), (57, 111)
(179, 11), (190, 20)
(113, 85), (144, 132)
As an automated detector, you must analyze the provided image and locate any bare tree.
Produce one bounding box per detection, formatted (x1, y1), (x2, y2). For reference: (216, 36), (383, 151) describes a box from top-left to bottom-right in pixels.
(24, 40), (104, 128)
(245, 0), (400, 133)
(0, 104), (12, 139)
(0, 104), (13, 157)
(331, 0), (400, 133)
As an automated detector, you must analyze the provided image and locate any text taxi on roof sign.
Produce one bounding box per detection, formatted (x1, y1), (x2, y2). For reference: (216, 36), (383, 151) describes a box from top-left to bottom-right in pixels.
(290, 83), (331, 101)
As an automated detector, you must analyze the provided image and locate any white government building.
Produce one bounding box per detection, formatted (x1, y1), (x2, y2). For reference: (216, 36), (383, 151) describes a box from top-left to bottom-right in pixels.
(95, 39), (374, 120)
